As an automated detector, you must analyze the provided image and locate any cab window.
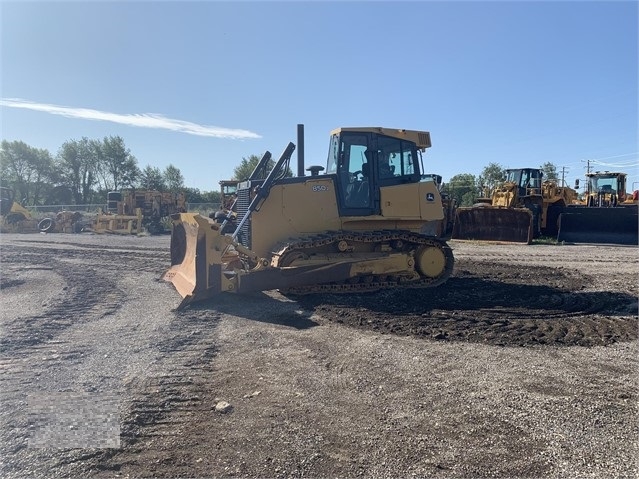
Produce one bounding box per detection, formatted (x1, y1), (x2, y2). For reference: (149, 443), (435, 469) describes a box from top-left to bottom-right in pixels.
(376, 136), (418, 180)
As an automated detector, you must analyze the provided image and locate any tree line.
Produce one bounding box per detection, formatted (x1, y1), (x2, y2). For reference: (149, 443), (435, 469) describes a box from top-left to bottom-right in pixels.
(1, 136), (561, 209)
(0, 137), (221, 206)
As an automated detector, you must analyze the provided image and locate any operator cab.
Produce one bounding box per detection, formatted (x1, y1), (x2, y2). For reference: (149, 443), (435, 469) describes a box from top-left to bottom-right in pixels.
(325, 127), (429, 216)
(505, 168), (543, 197)
(587, 172), (625, 195)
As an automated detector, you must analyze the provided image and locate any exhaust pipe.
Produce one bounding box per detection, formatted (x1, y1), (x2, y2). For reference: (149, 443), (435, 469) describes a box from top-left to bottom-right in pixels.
(297, 124), (305, 177)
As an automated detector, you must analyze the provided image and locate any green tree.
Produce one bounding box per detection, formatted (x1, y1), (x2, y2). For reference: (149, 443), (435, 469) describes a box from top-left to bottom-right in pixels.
(233, 154), (267, 181)
(29, 148), (55, 205)
(163, 164), (185, 191)
(182, 187), (221, 204)
(445, 173), (478, 207)
(56, 137), (99, 204)
(232, 153), (293, 181)
(201, 189), (221, 203)
(0, 140), (55, 205)
(96, 136), (140, 192)
(461, 191), (477, 207)
(540, 162), (558, 182)
(139, 165), (166, 190)
(182, 187), (205, 203)
(478, 162), (506, 193)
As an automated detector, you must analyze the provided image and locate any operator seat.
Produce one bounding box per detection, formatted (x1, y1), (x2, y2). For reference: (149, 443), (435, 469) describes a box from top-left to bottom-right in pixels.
(355, 163), (370, 206)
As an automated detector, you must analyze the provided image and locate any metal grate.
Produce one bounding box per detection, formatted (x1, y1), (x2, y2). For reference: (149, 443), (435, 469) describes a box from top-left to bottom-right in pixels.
(235, 184), (252, 249)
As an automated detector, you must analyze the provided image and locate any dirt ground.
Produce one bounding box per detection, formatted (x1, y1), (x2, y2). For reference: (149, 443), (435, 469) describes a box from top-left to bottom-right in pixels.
(0, 232), (637, 478)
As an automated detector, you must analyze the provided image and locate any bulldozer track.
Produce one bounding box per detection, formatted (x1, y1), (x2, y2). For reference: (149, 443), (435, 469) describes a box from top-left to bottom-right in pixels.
(270, 230), (454, 295)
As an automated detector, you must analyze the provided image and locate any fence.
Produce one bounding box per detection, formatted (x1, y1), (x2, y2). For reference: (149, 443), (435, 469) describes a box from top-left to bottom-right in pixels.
(29, 203), (222, 215)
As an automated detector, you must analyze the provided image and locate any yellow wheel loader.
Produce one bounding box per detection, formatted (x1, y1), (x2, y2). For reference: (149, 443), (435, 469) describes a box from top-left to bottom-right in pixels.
(557, 172), (638, 245)
(452, 168), (579, 244)
(164, 126), (455, 309)
(452, 168), (545, 244)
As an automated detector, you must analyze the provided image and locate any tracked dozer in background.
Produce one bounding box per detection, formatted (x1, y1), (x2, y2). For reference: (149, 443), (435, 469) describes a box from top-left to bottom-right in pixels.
(164, 125), (455, 309)
(557, 171), (638, 245)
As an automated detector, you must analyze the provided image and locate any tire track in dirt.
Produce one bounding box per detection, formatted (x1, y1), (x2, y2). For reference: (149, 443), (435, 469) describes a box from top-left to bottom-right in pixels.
(0, 238), (177, 479)
(296, 259), (638, 347)
(65, 307), (223, 477)
(0, 250), (125, 353)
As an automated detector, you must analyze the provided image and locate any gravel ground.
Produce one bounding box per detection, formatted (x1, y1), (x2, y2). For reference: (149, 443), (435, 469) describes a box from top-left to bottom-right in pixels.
(0, 232), (637, 478)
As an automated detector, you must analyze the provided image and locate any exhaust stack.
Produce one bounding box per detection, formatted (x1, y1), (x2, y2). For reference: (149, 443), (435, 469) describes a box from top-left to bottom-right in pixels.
(297, 124), (305, 177)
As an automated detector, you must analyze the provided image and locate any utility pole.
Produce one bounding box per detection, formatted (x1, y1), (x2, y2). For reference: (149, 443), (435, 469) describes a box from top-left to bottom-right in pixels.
(581, 159), (592, 196)
(561, 166), (567, 187)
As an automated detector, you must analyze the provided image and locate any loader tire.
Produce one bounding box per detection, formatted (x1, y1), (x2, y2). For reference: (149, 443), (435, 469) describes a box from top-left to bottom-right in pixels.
(544, 204), (563, 237)
(38, 218), (55, 233)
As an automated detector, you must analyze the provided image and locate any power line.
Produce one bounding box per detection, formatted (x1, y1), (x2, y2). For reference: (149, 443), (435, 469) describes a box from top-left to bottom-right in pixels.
(589, 152), (638, 162)
(591, 159), (639, 168)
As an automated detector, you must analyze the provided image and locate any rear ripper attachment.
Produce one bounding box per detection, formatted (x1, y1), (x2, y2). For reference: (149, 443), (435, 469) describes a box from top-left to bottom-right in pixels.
(163, 125), (455, 309)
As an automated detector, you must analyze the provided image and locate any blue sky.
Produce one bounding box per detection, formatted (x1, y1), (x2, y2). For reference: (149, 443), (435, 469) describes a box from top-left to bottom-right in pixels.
(1, 1), (637, 194)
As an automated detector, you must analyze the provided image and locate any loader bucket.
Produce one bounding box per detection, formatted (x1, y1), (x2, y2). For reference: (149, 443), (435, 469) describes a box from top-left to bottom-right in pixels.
(163, 213), (230, 309)
(452, 207), (533, 244)
(557, 206), (638, 245)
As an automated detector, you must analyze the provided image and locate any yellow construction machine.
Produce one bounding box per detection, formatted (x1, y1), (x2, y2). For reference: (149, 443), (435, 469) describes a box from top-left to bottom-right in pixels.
(164, 125), (455, 309)
(37, 211), (86, 233)
(0, 186), (39, 232)
(93, 189), (187, 234)
(452, 168), (577, 243)
(0, 187), (32, 223)
(557, 171), (638, 245)
(209, 180), (239, 234)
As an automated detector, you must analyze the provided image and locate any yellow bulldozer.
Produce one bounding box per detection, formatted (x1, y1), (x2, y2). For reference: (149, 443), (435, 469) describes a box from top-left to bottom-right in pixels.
(557, 171), (638, 245)
(164, 125), (455, 309)
(452, 168), (578, 243)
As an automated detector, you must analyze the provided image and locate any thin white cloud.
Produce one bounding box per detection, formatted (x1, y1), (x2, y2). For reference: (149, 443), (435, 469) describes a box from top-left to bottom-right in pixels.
(0, 98), (261, 140)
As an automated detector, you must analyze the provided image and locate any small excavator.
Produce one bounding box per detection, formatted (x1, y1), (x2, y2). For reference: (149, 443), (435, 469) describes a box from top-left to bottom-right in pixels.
(164, 125), (455, 309)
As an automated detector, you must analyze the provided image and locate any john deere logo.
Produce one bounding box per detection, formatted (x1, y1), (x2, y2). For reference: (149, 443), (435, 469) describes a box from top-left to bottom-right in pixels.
(426, 193), (435, 201)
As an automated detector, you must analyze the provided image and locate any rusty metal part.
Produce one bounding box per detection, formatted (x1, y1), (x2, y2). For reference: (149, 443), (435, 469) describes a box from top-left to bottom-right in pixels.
(453, 206), (533, 244)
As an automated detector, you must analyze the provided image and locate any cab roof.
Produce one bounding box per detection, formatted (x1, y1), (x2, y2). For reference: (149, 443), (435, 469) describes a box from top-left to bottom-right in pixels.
(330, 127), (432, 150)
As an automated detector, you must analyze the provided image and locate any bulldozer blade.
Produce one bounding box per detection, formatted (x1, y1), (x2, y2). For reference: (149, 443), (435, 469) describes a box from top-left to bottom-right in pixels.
(452, 207), (533, 244)
(557, 206), (638, 245)
(161, 213), (359, 308)
(163, 213), (230, 307)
